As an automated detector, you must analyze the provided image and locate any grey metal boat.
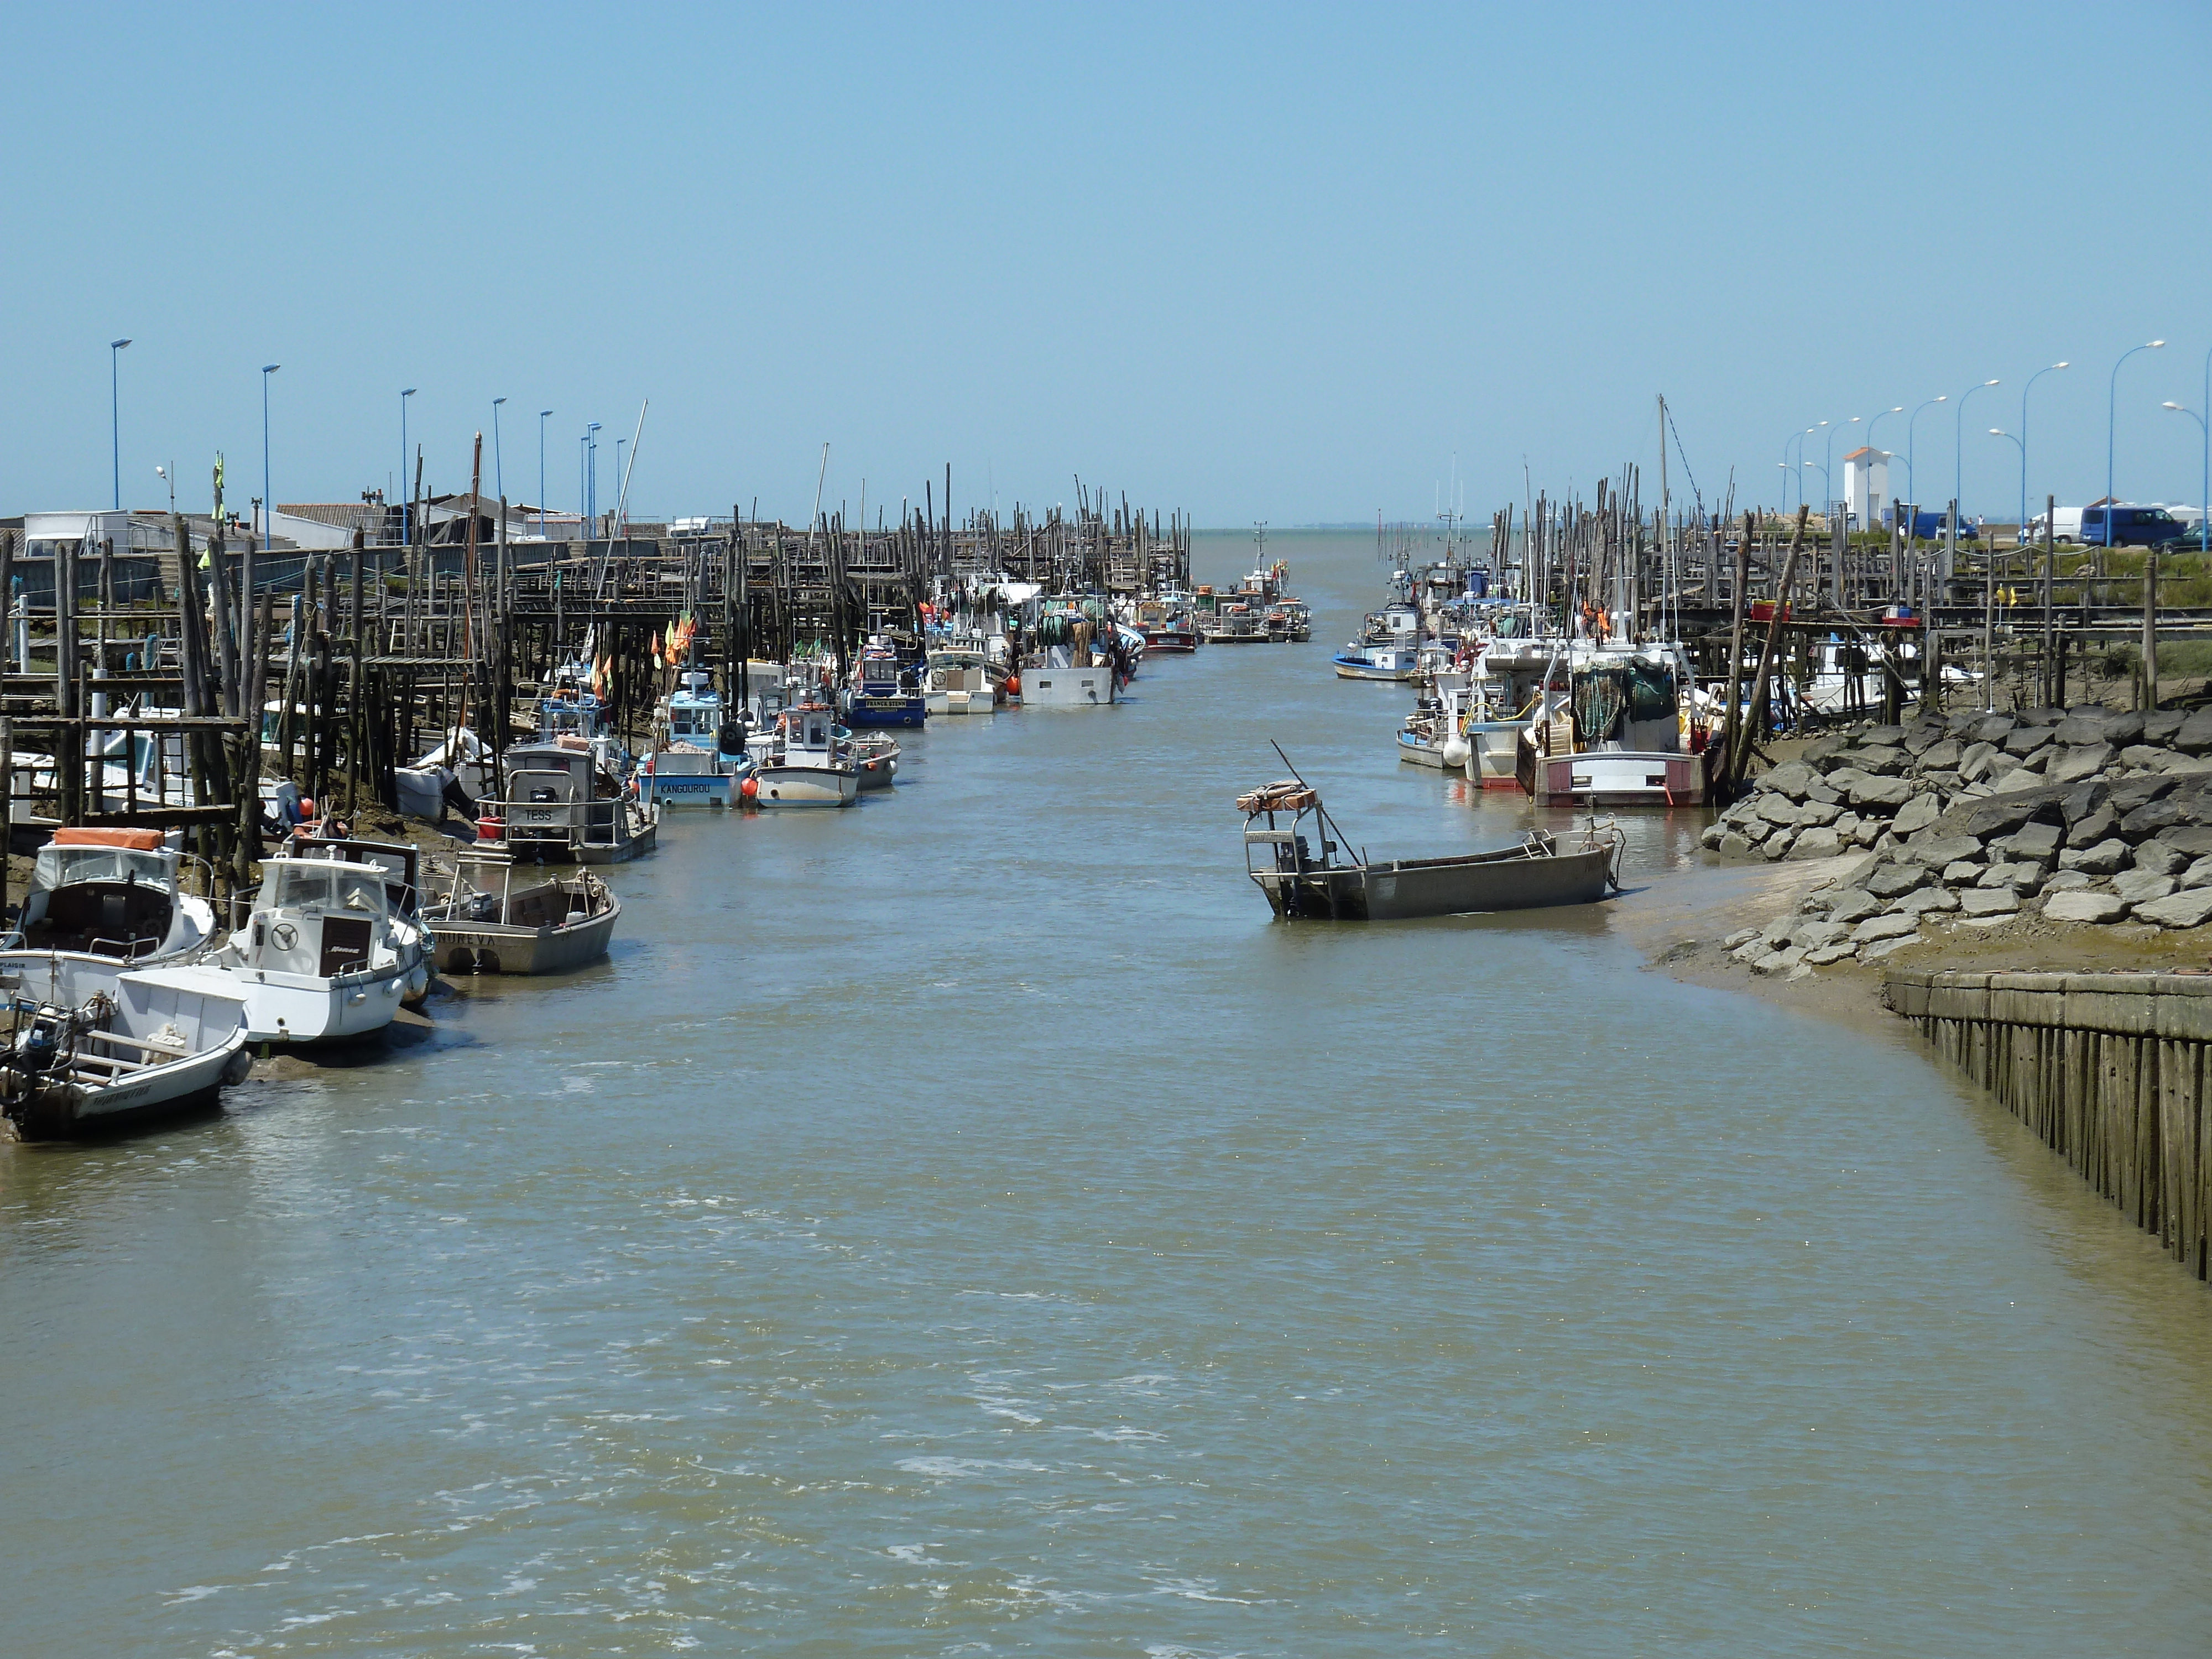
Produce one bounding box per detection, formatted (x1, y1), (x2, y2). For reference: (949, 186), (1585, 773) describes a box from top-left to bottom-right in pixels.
(423, 849), (619, 975)
(1238, 777), (1621, 921)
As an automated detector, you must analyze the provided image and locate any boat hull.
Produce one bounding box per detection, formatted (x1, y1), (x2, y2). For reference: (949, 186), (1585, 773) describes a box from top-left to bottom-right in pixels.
(1251, 844), (1613, 921)
(748, 764), (859, 807)
(1020, 667), (1117, 706)
(1333, 652), (1416, 681)
(434, 902), (618, 975)
(1521, 748), (1707, 808)
(845, 695), (927, 729)
(1396, 731), (1447, 768)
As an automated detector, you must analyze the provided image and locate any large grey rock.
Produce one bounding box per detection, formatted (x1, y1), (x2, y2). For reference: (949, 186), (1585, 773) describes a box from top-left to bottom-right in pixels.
(1761, 827), (1798, 859)
(1990, 761), (2051, 796)
(2043, 869), (2095, 893)
(1891, 794), (1942, 837)
(1941, 859), (1983, 886)
(2017, 707), (2067, 727)
(1866, 862), (1928, 899)
(1963, 791), (2062, 840)
(2065, 804), (2118, 847)
(1803, 778), (1842, 807)
(2058, 838), (2130, 875)
(2120, 745), (2184, 773)
(1828, 888), (1884, 924)
(2143, 710), (2185, 747)
(2135, 888), (2212, 930)
(2061, 778), (2111, 822)
(1906, 833), (1984, 868)
(1978, 861), (2042, 889)
(2049, 742), (2115, 784)
(1959, 888), (2021, 917)
(1759, 760), (1818, 799)
(1849, 774), (1913, 810)
(1827, 852), (1881, 891)
(2043, 890), (2130, 924)
(2053, 713), (2110, 747)
(1918, 738), (1963, 773)
(1797, 800), (1843, 828)
(1825, 766), (1870, 794)
(2121, 797), (2184, 841)
(2115, 870), (2178, 908)
(1787, 825), (1844, 860)
(2182, 857), (2212, 891)
(1853, 911), (1922, 943)
(1854, 745), (1907, 776)
(1718, 832), (1757, 859)
(1972, 714), (2017, 744)
(2175, 708), (2212, 756)
(1860, 725), (1907, 746)
(2003, 724), (2055, 755)
(1794, 919), (1848, 950)
(1803, 734), (1855, 769)
(1861, 933), (1924, 962)
(1752, 945), (1808, 975)
(2107, 775), (2178, 815)
(1752, 794), (1802, 827)
(2098, 710), (2147, 748)
(2003, 821), (2064, 862)
(1803, 941), (1859, 966)
(2134, 839), (2188, 877)
(1893, 887), (1961, 916)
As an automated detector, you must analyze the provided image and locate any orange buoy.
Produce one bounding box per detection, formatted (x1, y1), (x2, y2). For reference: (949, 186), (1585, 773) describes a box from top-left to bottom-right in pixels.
(1005, 675), (1021, 697)
(739, 775), (760, 802)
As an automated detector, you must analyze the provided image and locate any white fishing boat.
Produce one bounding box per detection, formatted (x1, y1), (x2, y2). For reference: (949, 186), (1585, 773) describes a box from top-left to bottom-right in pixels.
(925, 638), (998, 715)
(735, 698), (859, 807)
(0, 951), (251, 1139)
(153, 841), (434, 1044)
(3, 828), (216, 963)
(493, 739), (659, 863)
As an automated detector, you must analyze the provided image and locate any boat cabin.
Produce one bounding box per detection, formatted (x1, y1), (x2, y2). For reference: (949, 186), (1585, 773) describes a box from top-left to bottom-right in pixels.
(12, 827), (194, 959)
(247, 856), (395, 979)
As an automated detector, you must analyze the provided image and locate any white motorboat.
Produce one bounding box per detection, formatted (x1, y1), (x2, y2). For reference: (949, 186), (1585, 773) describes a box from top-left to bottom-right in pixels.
(494, 739), (659, 863)
(925, 639), (998, 715)
(0, 951), (251, 1139)
(644, 667), (753, 806)
(737, 698), (858, 807)
(4, 828), (216, 963)
(155, 842), (434, 1044)
(423, 849), (619, 976)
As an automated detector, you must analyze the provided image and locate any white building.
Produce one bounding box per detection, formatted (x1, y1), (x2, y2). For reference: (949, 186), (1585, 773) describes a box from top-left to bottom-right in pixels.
(1842, 447), (1891, 530)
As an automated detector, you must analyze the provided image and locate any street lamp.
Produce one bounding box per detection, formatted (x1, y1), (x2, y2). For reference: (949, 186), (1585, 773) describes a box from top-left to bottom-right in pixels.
(1788, 426), (1815, 510)
(109, 338), (132, 511)
(400, 388), (417, 544)
(492, 397), (507, 507)
(1907, 395), (1948, 507)
(2164, 403), (2209, 556)
(155, 463), (174, 517)
(261, 364), (280, 545)
(586, 422), (602, 530)
(1865, 406), (1905, 528)
(2016, 362), (2069, 540)
(538, 409), (553, 539)
(1954, 378), (2001, 528)
(2107, 340), (2166, 530)
(1989, 428), (2027, 546)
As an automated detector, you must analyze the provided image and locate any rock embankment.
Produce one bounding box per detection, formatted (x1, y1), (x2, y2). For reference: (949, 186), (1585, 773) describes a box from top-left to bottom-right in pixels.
(1700, 705), (2212, 976)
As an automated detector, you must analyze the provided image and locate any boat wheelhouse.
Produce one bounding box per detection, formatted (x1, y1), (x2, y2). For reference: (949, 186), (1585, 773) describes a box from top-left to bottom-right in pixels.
(5, 828), (215, 964)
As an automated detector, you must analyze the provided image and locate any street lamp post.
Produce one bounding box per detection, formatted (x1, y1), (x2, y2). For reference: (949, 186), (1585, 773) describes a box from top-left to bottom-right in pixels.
(492, 397), (507, 507)
(538, 410), (553, 539)
(400, 388), (416, 545)
(1864, 406), (1905, 530)
(1990, 427), (2027, 546)
(2017, 362), (2068, 541)
(1907, 395), (1948, 507)
(155, 463), (174, 517)
(109, 338), (132, 511)
(1953, 378), (2001, 531)
(586, 422), (602, 532)
(2164, 403), (2208, 559)
(1788, 427), (1815, 510)
(261, 364), (280, 546)
(2106, 340), (2167, 531)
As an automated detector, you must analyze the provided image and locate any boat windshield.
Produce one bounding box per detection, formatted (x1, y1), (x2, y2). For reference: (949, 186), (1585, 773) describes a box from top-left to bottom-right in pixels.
(32, 846), (172, 892)
(269, 864), (388, 916)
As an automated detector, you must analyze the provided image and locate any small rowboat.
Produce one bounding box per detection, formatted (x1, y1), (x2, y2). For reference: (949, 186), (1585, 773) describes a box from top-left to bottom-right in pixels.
(1238, 771), (1622, 921)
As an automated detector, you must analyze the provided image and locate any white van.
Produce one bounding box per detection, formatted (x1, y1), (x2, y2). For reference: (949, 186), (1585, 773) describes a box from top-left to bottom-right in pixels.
(2020, 506), (2084, 545)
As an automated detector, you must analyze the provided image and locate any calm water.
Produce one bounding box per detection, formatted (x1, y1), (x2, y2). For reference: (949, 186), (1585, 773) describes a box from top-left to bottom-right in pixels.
(6, 529), (2212, 1657)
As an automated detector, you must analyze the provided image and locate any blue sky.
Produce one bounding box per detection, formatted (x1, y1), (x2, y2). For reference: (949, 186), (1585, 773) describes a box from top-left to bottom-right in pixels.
(6, 2), (2209, 526)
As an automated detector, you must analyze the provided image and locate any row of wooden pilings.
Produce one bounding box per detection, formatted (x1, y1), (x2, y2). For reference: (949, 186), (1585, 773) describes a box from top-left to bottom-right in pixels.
(1886, 968), (2212, 1280)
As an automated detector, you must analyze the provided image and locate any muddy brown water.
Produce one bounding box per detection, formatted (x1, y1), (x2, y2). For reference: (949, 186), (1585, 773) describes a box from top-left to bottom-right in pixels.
(4, 530), (2211, 1655)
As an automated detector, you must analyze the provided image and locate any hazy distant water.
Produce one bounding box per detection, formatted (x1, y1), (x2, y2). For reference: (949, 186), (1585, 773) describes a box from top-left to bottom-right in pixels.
(6, 529), (2211, 1656)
